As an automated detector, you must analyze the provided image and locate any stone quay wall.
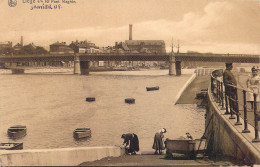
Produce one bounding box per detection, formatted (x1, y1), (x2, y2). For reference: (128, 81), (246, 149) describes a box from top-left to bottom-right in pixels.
(205, 86), (260, 164)
(0, 146), (124, 166)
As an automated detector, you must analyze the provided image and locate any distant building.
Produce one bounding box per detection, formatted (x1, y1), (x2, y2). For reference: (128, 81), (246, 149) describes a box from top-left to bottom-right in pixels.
(13, 43), (22, 52)
(125, 40), (166, 54)
(121, 24), (166, 53)
(0, 41), (12, 49)
(69, 40), (100, 53)
(114, 42), (130, 52)
(0, 41), (12, 54)
(27, 43), (37, 49)
(50, 42), (74, 54)
(69, 40), (88, 53)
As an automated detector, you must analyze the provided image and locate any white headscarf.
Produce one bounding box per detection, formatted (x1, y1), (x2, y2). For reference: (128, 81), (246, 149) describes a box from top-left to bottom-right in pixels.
(159, 128), (166, 133)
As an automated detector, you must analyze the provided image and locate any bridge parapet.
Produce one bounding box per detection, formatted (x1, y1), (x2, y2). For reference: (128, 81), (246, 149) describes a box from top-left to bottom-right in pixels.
(176, 53), (259, 63)
(0, 53), (258, 63)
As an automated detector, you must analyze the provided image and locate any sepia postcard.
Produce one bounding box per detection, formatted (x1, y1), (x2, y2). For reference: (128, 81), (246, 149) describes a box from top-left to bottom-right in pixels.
(0, 0), (259, 166)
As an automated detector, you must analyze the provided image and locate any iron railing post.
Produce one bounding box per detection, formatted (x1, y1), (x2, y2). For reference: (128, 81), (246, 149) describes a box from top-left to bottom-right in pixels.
(218, 80), (222, 106)
(224, 83), (230, 115)
(217, 80), (220, 104)
(215, 80), (218, 102)
(221, 82), (225, 109)
(235, 87), (242, 125)
(229, 86), (236, 119)
(211, 76), (214, 92)
(242, 90), (250, 133)
(253, 93), (260, 142)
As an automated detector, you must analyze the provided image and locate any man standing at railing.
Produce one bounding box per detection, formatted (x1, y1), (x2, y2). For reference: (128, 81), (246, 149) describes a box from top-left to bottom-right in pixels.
(223, 63), (238, 113)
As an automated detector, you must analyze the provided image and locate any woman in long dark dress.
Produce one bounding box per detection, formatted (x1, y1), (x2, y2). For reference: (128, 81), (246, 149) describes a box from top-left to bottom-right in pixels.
(152, 128), (167, 155)
(121, 133), (139, 155)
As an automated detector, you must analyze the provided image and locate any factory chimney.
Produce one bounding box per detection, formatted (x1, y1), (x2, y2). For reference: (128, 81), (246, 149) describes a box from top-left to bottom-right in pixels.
(21, 36), (23, 46)
(129, 24), (132, 40)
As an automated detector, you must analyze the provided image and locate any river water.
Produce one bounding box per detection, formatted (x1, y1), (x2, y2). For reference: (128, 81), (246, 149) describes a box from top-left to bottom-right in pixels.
(0, 69), (205, 152)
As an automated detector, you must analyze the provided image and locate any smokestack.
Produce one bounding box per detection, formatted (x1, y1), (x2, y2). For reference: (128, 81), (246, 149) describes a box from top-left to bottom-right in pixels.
(21, 36), (23, 46)
(129, 24), (132, 40)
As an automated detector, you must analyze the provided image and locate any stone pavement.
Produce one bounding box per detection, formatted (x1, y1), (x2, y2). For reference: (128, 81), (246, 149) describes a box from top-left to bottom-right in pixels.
(79, 153), (242, 166)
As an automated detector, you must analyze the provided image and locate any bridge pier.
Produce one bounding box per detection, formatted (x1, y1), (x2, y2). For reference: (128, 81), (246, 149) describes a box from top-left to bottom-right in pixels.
(73, 55), (90, 75)
(80, 61), (90, 75)
(169, 53), (176, 75)
(169, 53), (182, 76)
(169, 61), (176, 75)
(74, 55), (80, 74)
(175, 61), (182, 76)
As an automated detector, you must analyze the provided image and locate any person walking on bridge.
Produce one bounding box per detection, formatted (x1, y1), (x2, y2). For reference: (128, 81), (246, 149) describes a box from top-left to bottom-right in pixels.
(223, 63), (238, 113)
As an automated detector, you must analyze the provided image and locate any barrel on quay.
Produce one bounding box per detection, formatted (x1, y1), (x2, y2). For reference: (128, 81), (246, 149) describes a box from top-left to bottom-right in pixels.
(125, 98), (135, 104)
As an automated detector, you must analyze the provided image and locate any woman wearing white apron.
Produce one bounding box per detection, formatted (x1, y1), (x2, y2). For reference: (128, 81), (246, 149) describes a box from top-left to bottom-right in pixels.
(246, 67), (260, 110)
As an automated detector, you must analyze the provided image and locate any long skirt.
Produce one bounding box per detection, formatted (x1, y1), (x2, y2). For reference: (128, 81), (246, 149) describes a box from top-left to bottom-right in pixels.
(152, 133), (164, 150)
(128, 134), (139, 153)
(247, 87), (259, 102)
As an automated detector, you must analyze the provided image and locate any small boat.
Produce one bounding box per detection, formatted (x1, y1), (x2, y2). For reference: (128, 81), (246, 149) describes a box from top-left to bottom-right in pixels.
(125, 98), (135, 104)
(74, 128), (91, 139)
(201, 89), (208, 92)
(86, 97), (95, 102)
(195, 89), (208, 99)
(0, 143), (23, 150)
(7, 125), (27, 139)
(146, 86), (159, 91)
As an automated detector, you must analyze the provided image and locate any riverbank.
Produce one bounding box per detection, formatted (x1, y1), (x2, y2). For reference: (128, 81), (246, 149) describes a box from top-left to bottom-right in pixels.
(176, 75), (211, 104)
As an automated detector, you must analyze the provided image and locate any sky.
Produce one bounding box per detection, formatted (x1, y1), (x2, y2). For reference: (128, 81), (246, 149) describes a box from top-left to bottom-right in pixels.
(0, 0), (259, 54)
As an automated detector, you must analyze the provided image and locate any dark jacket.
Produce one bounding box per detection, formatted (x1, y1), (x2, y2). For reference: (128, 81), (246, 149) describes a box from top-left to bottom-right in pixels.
(223, 69), (237, 86)
(122, 133), (139, 152)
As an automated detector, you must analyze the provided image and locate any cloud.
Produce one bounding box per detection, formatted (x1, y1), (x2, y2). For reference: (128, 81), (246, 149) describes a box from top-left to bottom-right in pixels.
(1, 1), (259, 54)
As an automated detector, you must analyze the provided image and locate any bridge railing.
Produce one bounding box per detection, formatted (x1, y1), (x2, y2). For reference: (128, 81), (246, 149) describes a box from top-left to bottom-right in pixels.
(210, 70), (260, 142)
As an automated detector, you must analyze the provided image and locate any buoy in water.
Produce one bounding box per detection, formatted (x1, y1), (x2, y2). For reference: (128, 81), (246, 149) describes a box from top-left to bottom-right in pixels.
(73, 128), (91, 139)
(146, 86), (159, 91)
(86, 97), (95, 102)
(125, 98), (135, 104)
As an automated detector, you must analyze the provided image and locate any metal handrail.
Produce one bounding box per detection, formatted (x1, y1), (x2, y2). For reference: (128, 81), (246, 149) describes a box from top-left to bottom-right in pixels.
(210, 70), (259, 142)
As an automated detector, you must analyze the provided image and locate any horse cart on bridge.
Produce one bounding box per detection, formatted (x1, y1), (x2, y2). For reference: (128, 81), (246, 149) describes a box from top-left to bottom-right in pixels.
(165, 138), (206, 159)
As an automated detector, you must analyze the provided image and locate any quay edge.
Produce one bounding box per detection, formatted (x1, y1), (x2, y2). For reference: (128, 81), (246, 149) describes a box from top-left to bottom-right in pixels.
(0, 146), (124, 166)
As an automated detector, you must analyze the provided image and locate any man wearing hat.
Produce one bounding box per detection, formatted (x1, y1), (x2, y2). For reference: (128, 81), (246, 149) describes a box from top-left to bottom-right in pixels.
(223, 63), (238, 113)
